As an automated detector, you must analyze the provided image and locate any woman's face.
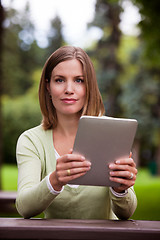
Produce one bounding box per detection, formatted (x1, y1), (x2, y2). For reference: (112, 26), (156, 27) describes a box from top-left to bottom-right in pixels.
(47, 59), (86, 118)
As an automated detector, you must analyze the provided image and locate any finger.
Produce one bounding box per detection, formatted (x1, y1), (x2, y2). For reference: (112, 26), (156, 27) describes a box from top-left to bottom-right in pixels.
(58, 153), (86, 163)
(115, 157), (136, 167)
(69, 171), (88, 181)
(109, 163), (137, 174)
(110, 170), (136, 180)
(58, 169), (90, 184)
(62, 160), (91, 170)
(109, 176), (135, 187)
(66, 166), (91, 176)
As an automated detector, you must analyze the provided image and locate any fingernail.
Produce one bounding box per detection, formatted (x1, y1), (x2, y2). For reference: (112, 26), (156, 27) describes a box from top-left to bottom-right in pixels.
(109, 163), (114, 168)
(110, 171), (114, 176)
(81, 156), (85, 160)
(87, 161), (91, 166)
(69, 148), (73, 154)
(116, 160), (120, 164)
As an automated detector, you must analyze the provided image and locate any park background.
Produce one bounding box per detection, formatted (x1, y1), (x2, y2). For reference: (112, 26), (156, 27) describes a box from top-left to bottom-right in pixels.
(0, 0), (160, 220)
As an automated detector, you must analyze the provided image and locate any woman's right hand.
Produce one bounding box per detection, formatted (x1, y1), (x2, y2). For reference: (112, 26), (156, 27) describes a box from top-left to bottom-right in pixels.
(49, 149), (91, 191)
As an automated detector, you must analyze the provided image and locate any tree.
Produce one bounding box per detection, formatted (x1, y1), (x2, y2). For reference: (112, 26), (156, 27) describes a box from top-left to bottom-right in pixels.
(88, 0), (160, 171)
(2, 2), (46, 97)
(0, 0), (5, 189)
(129, 0), (160, 174)
(1, 5), (65, 164)
(119, 0), (160, 173)
(88, 0), (123, 116)
(45, 15), (65, 58)
(119, 48), (160, 168)
(132, 0), (160, 68)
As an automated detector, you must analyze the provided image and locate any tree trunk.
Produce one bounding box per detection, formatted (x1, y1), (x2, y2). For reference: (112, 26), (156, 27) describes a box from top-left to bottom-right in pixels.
(132, 139), (140, 168)
(155, 145), (160, 175)
(0, 0), (5, 189)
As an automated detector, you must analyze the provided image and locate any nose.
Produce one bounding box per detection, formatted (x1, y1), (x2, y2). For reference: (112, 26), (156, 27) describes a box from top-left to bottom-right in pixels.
(65, 81), (74, 94)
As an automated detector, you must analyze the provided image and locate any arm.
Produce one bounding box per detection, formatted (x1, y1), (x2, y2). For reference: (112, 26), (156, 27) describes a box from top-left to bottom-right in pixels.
(109, 155), (138, 219)
(109, 186), (137, 219)
(16, 132), (57, 218)
(16, 131), (91, 218)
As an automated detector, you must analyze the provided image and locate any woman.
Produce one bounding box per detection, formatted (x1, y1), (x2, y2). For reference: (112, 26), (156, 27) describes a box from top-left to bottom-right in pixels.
(16, 46), (137, 219)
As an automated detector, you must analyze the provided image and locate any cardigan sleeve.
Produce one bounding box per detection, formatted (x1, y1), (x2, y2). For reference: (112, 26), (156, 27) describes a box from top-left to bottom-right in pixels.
(16, 130), (57, 219)
(109, 186), (137, 219)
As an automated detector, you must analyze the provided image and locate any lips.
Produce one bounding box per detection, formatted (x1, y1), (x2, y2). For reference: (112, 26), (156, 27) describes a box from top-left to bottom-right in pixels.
(61, 98), (77, 104)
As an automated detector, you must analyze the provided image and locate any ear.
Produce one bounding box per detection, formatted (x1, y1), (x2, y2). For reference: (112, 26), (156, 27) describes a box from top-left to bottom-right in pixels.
(46, 79), (50, 94)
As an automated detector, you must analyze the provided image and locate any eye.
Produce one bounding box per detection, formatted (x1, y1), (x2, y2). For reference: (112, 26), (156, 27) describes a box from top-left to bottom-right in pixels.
(75, 78), (84, 83)
(55, 78), (64, 83)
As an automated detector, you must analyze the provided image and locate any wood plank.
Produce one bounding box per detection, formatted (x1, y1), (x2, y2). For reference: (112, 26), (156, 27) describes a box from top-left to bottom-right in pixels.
(0, 218), (160, 240)
(0, 191), (17, 214)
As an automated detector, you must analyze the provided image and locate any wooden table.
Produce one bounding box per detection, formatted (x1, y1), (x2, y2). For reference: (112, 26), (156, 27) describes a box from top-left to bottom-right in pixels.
(0, 218), (160, 240)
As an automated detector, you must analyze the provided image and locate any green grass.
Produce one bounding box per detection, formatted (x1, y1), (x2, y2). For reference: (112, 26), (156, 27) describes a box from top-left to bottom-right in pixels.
(1, 165), (160, 220)
(1, 164), (18, 191)
(132, 168), (160, 220)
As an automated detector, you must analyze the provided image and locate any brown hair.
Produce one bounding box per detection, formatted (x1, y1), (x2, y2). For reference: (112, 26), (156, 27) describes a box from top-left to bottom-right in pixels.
(39, 45), (105, 129)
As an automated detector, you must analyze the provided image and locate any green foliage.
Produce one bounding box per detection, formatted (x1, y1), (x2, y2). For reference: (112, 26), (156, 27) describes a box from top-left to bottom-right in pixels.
(2, 21), (31, 96)
(132, 0), (160, 68)
(1, 3), (66, 165)
(88, 0), (123, 116)
(118, 35), (160, 153)
(1, 0), (160, 170)
(116, 29), (160, 166)
(120, 72), (159, 137)
(2, 69), (42, 164)
(87, 0), (160, 169)
(2, 3), (46, 97)
(46, 15), (65, 57)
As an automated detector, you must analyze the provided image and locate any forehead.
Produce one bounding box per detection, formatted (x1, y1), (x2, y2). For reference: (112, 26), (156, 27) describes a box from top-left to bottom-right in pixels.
(52, 59), (83, 76)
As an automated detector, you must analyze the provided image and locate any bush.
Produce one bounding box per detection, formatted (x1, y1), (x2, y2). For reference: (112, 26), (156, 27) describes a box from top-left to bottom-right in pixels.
(2, 69), (42, 164)
(2, 94), (42, 164)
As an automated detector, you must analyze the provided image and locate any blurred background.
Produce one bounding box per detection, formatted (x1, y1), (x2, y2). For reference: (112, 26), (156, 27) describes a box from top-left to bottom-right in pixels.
(0, 0), (160, 220)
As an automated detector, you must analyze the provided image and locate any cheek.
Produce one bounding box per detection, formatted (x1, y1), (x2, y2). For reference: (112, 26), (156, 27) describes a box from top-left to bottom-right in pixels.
(78, 85), (86, 98)
(50, 86), (62, 97)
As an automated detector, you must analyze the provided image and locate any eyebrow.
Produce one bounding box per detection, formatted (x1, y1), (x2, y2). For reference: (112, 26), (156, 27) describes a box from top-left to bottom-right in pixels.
(75, 75), (84, 78)
(52, 75), (64, 78)
(52, 75), (84, 78)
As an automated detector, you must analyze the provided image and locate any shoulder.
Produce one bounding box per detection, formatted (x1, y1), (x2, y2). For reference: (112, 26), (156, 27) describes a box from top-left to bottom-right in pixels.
(19, 125), (51, 139)
(17, 125), (52, 149)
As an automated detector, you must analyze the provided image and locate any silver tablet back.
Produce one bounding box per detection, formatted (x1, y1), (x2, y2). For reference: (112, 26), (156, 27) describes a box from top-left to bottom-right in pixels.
(69, 116), (138, 187)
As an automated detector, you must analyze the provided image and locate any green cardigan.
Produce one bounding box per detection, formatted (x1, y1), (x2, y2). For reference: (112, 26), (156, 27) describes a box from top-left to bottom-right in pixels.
(16, 125), (137, 219)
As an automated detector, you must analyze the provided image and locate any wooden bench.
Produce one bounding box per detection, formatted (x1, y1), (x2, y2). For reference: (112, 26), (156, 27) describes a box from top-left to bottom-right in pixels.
(0, 218), (160, 240)
(0, 191), (17, 215)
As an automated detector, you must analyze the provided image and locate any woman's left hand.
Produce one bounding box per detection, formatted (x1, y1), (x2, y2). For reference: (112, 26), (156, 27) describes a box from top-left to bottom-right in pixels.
(109, 154), (137, 193)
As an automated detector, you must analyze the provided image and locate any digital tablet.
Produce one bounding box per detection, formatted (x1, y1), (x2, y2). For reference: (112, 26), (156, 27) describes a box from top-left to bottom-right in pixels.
(69, 116), (138, 187)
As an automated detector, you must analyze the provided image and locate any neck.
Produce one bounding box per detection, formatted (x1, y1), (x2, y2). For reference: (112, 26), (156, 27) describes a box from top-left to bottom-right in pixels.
(55, 113), (80, 137)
